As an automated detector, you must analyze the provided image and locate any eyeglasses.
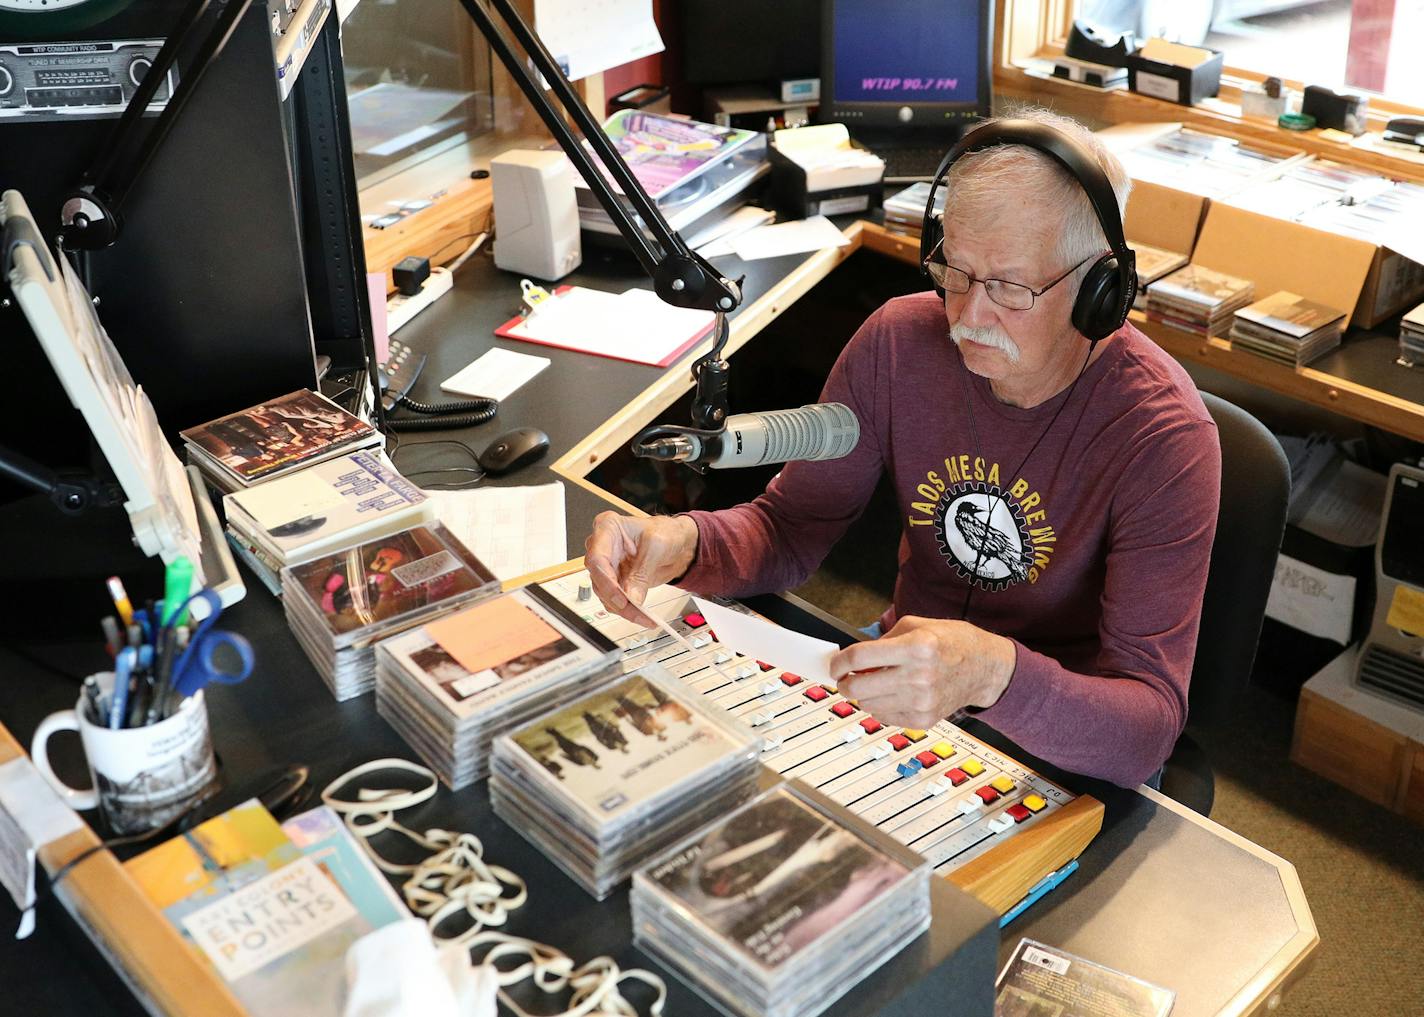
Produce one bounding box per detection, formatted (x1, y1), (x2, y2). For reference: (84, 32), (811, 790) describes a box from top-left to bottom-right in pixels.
(925, 246), (1099, 311)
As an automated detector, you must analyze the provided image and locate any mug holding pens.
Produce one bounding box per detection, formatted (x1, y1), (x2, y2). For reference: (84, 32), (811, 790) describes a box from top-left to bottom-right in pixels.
(31, 562), (255, 835)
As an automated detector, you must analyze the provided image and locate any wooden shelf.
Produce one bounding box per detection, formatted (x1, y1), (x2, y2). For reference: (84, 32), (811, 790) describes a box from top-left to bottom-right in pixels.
(856, 221), (1424, 443)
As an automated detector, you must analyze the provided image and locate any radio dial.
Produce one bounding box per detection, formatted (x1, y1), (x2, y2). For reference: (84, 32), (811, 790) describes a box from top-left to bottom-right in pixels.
(0, 64), (12, 98)
(128, 57), (153, 87)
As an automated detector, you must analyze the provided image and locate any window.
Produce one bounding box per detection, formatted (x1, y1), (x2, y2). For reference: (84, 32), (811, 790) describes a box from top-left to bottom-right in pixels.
(341, 0), (496, 190)
(1076, 0), (1423, 106)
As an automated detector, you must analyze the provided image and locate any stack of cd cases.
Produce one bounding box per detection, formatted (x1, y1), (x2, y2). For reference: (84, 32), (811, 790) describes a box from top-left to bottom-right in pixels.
(490, 664), (761, 899)
(374, 586), (623, 789)
(281, 522), (500, 700)
(632, 781), (931, 1017)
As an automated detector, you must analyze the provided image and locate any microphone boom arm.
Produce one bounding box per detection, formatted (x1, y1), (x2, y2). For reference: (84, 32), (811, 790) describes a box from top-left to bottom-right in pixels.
(457, 0), (741, 440)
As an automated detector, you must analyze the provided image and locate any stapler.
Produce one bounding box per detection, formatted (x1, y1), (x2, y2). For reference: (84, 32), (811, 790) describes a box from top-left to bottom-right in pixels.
(1383, 117), (1424, 149)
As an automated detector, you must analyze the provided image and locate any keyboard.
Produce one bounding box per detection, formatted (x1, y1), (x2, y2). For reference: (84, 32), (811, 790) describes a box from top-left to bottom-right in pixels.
(877, 145), (951, 182)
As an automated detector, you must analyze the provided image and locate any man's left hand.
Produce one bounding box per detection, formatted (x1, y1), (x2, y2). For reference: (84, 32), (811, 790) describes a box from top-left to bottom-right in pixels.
(829, 616), (1016, 729)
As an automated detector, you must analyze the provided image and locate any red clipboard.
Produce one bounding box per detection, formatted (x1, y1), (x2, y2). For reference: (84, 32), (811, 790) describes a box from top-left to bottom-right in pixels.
(493, 285), (717, 368)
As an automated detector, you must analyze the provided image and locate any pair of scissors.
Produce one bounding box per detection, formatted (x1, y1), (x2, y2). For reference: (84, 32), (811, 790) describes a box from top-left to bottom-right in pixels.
(165, 589), (255, 699)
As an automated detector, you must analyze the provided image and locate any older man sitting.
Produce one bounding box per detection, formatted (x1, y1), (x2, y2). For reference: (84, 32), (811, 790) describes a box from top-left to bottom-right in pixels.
(584, 109), (1220, 789)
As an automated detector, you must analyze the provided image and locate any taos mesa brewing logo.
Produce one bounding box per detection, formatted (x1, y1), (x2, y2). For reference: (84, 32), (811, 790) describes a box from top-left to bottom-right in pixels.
(906, 454), (1057, 592)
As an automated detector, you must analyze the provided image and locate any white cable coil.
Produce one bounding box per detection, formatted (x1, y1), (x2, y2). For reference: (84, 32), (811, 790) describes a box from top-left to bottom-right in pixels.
(322, 759), (665, 1017)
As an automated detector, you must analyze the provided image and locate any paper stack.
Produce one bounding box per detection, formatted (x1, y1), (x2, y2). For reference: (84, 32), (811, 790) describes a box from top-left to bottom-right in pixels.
(771, 123), (885, 191)
(374, 586), (621, 789)
(632, 781), (932, 1017)
(489, 665), (761, 899)
(281, 522), (499, 700)
(224, 449), (432, 595)
(1146, 263), (1255, 336)
(1400, 302), (1424, 367)
(1230, 291), (1346, 366)
(181, 389), (381, 494)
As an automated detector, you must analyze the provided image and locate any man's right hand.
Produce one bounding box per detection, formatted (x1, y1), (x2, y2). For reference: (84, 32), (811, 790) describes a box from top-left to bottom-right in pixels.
(584, 511), (699, 624)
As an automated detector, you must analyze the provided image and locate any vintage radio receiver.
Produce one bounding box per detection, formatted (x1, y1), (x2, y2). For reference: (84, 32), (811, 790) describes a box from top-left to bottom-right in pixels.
(0, 38), (172, 120)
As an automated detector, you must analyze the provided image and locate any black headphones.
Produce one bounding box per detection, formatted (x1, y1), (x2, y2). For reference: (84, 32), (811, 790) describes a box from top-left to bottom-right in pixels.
(919, 119), (1137, 343)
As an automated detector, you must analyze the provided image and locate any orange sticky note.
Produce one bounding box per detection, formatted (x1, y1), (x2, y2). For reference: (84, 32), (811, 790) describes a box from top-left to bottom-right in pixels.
(423, 596), (561, 675)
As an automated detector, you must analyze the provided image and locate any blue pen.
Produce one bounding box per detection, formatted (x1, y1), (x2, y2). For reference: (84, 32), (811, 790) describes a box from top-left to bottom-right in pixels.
(999, 859), (1079, 928)
(109, 647), (136, 730)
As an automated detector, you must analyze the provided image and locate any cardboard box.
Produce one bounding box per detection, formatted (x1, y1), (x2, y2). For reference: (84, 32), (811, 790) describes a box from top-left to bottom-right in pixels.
(1123, 179), (1208, 255)
(1191, 203), (1380, 327)
(1127, 40), (1224, 106)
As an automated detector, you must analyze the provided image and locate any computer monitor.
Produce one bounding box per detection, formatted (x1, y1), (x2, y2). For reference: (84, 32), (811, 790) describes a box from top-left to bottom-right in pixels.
(819, 0), (992, 132)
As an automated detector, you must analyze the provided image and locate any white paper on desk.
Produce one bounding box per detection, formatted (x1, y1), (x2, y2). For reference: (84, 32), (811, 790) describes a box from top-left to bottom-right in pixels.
(1295, 459), (1386, 547)
(1266, 553), (1356, 645)
(0, 757), (84, 939)
(687, 205), (775, 257)
(441, 348), (551, 401)
(533, 0), (663, 82)
(421, 482), (566, 581)
(691, 597), (838, 683)
(731, 215), (851, 261)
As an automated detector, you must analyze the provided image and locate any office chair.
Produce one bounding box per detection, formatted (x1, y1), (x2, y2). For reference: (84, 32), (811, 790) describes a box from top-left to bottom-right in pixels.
(1157, 393), (1290, 815)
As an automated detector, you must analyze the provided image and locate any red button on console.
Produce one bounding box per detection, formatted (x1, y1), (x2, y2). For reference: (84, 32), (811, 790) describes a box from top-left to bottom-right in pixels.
(945, 768), (968, 786)
(1006, 804), (1032, 823)
(683, 613), (706, 628)
(859, 718), (882, 734)
(975, 786), (1000, 804)
(831, 702), (856, 718)
(803, 686), (829, 702)
(915, 750), (939, 769)
(887, 733), (911, 751)
(757, 661), (775, 672)
(780, 672), (803, 686)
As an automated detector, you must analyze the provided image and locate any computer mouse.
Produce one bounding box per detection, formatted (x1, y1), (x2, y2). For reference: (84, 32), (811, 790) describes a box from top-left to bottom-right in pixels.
(478, 426), (550, 475)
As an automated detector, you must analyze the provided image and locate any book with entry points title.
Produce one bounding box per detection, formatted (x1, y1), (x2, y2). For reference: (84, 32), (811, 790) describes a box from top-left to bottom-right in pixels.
(124, 799), (407, 1016)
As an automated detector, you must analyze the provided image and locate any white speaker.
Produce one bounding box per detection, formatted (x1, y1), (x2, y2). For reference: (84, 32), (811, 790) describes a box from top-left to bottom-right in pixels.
(490, 149), (582, 281)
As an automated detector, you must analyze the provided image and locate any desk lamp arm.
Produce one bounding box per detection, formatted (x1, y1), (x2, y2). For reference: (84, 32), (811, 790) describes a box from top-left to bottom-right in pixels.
(456, 0), (740, 431)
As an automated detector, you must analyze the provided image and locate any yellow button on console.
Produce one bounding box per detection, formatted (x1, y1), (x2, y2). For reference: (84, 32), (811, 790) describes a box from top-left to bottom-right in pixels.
(960, 758), (985, 777)
(1023, 794), (1047, 813)
(990, 775), (1015, 794)
(931, 741), (956, 759)
(903, 729), (928, 742)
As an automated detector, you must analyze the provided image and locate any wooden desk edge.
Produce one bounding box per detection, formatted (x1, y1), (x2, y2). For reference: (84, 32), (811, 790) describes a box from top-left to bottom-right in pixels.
(0, 723), (246, 1017)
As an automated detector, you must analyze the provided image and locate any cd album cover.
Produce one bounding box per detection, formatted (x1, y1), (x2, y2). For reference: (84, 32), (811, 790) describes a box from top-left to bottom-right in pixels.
(995, 939), (1175, 1017)
(1234, 291), (1345, 338)
(181, 389), (376, 481)
(583, 109), (758, 199)
(227, 450), (428, 557)
(646, 788), (914, 970)
(1128, 243), (1189, 286)
(508, 672), (739, 821)
(287, 524), (497, 637)
(1150, 264), (1254, 309)
(387, 587), (616, 714)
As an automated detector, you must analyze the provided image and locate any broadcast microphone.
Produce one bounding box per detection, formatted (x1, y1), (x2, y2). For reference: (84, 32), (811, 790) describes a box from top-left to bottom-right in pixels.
(640, 403), (859, 469)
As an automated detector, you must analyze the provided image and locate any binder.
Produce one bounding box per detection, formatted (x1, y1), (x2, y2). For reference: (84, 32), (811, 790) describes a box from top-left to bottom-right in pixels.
(493, 285), (717, 367)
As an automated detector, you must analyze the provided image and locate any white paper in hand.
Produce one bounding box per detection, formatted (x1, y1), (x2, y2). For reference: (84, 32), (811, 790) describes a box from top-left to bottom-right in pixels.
(691, 597), (838, 682)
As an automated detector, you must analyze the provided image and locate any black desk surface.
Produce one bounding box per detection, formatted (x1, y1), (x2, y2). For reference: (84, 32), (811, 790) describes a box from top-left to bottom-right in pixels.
(0, 236), (1314, 1017)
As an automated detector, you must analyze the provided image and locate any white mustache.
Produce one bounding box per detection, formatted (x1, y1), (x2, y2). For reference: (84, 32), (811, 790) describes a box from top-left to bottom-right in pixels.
(950, 322), (1022, 364)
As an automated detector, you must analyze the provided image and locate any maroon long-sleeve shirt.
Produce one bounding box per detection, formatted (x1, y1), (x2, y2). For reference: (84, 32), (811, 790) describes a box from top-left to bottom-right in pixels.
(679, 292), (1221, 787)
